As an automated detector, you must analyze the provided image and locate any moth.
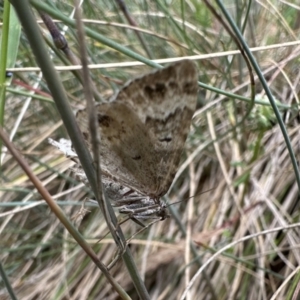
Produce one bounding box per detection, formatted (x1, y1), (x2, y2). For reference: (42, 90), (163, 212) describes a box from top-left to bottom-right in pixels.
(76, 60), (198, 223)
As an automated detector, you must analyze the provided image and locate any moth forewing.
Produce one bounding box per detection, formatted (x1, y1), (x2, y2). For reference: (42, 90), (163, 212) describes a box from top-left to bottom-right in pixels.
(75, 60), (198, 224)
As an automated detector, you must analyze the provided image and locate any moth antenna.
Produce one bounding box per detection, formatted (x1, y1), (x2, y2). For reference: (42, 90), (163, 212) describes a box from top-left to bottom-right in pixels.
(166, 187), (216, 208)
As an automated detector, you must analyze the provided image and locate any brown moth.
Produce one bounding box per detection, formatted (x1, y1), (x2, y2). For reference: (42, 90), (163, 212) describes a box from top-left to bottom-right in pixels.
(76, 60), (198, 223)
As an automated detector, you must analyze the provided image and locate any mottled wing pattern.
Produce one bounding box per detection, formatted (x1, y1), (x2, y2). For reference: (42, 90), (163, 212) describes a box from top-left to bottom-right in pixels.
(76, 60), (198, 198)
(76, 102), (161, 196)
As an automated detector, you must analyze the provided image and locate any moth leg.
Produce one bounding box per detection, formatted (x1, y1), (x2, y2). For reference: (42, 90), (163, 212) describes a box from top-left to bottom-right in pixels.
(122, 189), (136, 197)
(112, 195), (146, 206)
(107, 219), (161, 270)
(107, 217), (145, 270)
(130, 217), (146, 227)
(126, 219), (161, 245)
(107, 245), (127, 270)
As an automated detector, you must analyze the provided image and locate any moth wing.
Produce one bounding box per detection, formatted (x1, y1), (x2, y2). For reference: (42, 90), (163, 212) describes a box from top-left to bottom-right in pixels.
(76, 60), (198, 197)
